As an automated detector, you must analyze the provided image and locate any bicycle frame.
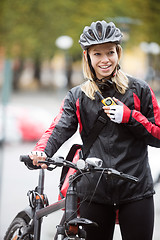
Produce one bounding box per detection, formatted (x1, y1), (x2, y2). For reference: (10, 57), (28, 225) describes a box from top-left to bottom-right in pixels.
(13, 169), (84, 239)
(5, 154), (138, 240)
(15, 169), (96, 240)
(33, 169), (45, 239)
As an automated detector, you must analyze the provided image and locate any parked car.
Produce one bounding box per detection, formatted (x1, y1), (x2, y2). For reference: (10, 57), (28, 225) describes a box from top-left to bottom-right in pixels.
(0, 104), (52, 142)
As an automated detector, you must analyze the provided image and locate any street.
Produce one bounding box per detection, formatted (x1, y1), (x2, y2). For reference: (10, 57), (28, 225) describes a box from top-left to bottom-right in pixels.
(0, 90), (160, 239)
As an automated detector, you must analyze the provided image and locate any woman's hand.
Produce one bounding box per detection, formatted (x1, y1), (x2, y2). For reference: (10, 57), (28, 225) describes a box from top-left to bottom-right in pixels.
(103, 97), (131, 124)
(29, 151), (48, 169)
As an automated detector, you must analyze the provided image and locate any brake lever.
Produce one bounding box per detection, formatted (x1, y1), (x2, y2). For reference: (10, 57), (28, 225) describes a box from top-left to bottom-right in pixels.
(106, 168), (139, 183)
(120, 173), (139, 183)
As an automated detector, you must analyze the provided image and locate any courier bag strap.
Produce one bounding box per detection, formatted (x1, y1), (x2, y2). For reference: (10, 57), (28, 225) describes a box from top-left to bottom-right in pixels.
(81, 110), (108, 160)
(58, 111), (107, 199)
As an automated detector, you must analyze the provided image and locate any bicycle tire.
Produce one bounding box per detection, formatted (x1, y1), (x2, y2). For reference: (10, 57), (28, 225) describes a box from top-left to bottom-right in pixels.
(4, 217), (33, 240)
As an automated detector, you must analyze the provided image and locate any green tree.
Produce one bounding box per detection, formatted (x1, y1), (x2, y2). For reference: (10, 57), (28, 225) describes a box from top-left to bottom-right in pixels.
(0, 0), (160, 86)
(1, 0), (160, 59)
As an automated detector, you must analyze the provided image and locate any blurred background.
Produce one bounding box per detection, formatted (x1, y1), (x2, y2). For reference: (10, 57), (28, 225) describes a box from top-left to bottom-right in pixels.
(0, 0), (160, 239)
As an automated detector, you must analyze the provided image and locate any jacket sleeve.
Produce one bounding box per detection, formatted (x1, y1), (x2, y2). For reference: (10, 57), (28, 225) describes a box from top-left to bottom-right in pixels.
(125, 86), (160, 147)
(32, 90), (78, 157)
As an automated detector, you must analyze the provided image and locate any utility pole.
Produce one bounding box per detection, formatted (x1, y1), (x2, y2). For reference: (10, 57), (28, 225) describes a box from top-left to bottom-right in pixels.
(0, 59), (13, 222)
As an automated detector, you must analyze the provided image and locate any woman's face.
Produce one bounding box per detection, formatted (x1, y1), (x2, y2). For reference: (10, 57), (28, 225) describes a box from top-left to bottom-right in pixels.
(88, 42), (118, 79)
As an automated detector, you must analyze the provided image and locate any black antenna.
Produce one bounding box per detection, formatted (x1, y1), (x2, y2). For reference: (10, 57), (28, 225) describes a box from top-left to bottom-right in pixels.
(95, 91), (104, 101)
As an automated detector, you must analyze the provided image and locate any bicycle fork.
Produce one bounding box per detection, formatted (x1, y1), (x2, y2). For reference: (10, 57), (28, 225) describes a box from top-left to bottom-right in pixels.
(56, 172), (97, 239)
(55, 173), (78, 239)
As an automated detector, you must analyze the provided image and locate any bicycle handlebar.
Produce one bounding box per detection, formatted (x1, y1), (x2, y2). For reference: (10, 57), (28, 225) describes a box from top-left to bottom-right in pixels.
(20, 155), (139, 184)
(20, 155), (54, 171)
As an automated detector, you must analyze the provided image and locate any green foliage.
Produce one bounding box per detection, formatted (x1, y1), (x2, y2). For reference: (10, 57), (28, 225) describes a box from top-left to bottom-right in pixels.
(0, 0), (160, 60)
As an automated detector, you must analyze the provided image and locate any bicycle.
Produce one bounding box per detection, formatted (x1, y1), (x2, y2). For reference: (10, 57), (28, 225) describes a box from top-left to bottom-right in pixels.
(4, 145), (138, 240)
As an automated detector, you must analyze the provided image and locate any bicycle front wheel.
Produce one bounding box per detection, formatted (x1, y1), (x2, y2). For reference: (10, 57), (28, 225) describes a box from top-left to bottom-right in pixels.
(4, 217), (33, 240)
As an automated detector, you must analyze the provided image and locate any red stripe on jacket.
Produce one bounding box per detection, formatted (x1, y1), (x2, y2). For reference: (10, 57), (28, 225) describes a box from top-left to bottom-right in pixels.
(150, 87), (160, 126)
(33, 99), (65, 151)
(76, 98), (82, 133)
(133, 93), (140, 111)
(132, 88), (160, 140)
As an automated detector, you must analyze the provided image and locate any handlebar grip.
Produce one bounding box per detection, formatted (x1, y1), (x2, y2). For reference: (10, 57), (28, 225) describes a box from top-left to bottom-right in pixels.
(20, 155), (32, 163)
(20, 155), (53, 171)
(20, 155), (41, 170)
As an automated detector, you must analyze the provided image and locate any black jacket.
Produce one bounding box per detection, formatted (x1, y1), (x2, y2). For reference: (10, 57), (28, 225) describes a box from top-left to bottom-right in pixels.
(33, 76), (160, 205)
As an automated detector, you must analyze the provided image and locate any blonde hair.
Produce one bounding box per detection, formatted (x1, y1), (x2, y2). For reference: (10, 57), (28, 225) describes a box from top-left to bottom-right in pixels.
(81, 44), (129, 100)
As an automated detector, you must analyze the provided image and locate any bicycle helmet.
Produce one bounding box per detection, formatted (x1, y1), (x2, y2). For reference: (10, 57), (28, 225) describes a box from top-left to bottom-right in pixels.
(79, 20), (123, 50)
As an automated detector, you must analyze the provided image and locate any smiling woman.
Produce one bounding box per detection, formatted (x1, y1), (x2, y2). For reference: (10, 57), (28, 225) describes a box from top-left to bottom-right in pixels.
(87, 43), (118, 79)
(29, 20), (160, 240)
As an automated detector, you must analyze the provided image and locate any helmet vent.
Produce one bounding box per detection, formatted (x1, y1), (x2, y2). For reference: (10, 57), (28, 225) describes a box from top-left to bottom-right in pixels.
(80, 34), (87, 43)
(115, 29), (121, 37)
(96, 22), (102, 39)
(105, 26), (112, 39)
(88, 29), (96, 40)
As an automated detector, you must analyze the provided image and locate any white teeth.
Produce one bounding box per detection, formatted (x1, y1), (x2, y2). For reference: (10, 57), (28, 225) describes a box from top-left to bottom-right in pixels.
(100, 66), (110, 69)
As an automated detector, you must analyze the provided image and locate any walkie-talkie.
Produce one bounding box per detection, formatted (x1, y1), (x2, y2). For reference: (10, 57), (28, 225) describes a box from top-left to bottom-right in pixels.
(96, 91), (117, 106)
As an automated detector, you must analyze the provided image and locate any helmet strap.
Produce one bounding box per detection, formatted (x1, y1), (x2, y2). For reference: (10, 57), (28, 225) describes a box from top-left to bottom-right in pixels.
(87, 51), (97, 81)
(112, 64), (120, 77)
